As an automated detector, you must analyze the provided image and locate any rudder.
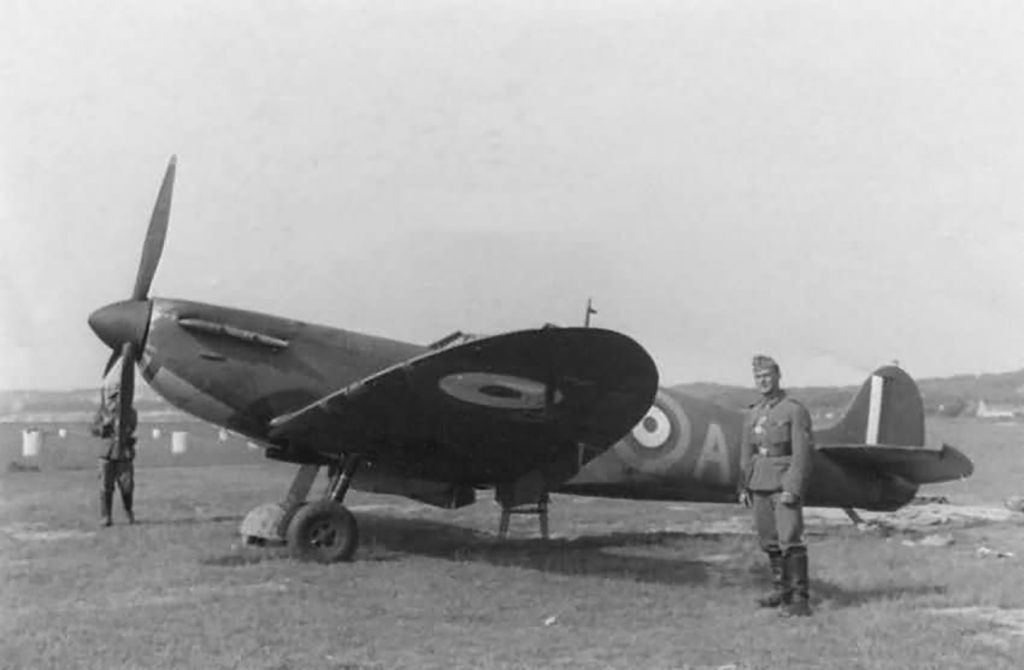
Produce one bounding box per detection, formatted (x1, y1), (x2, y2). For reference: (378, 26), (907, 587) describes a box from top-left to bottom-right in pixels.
(815, 366), (924, 447)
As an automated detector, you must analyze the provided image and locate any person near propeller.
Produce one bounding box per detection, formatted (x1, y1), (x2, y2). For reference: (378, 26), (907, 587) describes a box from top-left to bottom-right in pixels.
(87, 156), (176, 527)
(91, 363), (138, 526)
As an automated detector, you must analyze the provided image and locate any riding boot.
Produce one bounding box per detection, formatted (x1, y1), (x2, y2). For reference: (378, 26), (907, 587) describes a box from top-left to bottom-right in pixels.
(122, 491), (135, 524)
(100, 491), (113, 527)
(781, 547), (812, 617)
(756, 550), (790, 608)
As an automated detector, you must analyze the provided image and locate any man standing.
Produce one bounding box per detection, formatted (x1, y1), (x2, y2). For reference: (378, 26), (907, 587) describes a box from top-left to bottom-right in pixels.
(91, 376), (137, 527)
(738, 355), (814, 617)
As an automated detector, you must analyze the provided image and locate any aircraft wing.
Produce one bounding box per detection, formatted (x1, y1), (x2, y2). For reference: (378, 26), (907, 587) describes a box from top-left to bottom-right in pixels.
(817, 443), (974, 485)
(268, 327), (658, 484)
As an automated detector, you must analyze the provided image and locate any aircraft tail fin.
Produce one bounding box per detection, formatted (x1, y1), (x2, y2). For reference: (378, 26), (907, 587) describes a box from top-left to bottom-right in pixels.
(815, 365), (924, 447)
(814, 365), (974, 486)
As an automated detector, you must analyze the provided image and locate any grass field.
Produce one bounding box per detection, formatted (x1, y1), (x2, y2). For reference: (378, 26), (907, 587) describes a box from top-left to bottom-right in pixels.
(3, 418), (1024, 669)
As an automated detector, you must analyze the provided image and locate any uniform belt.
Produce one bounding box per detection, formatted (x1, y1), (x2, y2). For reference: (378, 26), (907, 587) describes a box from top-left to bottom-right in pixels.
(756, 443), (792, 457)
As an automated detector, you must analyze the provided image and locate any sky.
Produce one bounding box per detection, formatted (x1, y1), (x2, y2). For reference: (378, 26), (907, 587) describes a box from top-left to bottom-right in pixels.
(2, 0), (1024, 391)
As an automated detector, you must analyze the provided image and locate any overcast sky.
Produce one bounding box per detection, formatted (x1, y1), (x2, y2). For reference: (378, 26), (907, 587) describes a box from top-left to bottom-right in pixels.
(3, 1), (1024, 391)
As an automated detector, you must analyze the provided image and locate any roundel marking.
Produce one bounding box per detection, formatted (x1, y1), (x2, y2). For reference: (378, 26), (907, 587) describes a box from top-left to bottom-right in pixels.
(438, 372), (563, 410)
(613, 389), (691, 473)
(632, 405), (672, 449)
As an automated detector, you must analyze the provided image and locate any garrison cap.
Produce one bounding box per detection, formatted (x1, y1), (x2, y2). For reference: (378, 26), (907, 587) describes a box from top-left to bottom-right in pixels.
(752, 355), (780, 374)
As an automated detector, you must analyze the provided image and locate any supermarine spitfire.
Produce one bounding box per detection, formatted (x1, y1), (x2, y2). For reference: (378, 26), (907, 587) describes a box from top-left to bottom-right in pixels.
(89, 157), (973, 563)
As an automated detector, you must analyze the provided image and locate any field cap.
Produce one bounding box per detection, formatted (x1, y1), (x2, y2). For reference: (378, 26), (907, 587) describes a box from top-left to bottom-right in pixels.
(752, 355), (779, 374)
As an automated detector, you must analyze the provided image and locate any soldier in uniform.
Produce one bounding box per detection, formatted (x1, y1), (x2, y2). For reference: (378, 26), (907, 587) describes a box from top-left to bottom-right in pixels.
(90, 379), (137, 526)
(738, 355), (814, 617)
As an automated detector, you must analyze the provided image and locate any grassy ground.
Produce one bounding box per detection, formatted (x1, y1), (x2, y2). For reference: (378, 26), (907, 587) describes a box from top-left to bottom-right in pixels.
(3, 418), (1024, 669)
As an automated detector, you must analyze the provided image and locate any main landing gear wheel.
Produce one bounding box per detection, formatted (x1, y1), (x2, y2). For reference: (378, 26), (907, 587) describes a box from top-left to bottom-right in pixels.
(285, 499), (359, 563)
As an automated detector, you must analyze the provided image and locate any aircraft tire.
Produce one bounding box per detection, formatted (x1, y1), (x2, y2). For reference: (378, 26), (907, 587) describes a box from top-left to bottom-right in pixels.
(285, 499), (359, 563)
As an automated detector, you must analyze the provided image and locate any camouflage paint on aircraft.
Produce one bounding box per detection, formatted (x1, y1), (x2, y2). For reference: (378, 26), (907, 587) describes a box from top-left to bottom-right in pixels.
(560, 366), (975, 511)
(561, 387), (744, 503)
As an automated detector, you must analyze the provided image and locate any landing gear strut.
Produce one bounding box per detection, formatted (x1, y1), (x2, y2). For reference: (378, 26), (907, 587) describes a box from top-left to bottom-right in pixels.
(239, 454), (364, 563)
(286, 453), (362, 563)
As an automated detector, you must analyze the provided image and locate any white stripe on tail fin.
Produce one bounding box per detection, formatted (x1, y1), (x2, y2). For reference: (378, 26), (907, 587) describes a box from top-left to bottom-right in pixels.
(815, 365), (924, 447)
(865, 374), (884, 445)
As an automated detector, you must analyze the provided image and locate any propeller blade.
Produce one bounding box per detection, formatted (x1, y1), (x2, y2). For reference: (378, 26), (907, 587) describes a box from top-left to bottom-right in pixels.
(116, 342), (136, 450)
(131, 155), (177, 301)
(102, 349), (121, 377)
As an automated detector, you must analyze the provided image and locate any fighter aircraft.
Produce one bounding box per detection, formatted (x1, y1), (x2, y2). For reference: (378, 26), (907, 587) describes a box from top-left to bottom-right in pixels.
(87, 156), (660, 562)
(90, 157), (973, 563)
(560, 365), (974, 516)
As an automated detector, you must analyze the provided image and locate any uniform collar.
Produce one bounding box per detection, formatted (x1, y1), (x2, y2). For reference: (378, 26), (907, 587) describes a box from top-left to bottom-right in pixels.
(758, 389), (786, 409)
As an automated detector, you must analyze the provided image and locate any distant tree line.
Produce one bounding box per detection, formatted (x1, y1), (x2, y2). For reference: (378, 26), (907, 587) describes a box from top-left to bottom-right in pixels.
(676, 368), (1024, 419)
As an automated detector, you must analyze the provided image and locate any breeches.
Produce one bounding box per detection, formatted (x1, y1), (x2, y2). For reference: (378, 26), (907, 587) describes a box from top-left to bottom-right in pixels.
(752, 491), (804, 553)
(99, 459), (134, 495)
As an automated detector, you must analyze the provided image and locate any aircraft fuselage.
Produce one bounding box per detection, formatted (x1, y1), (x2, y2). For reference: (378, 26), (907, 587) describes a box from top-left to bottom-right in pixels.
(133, 297), (920, 511)
(561, 387), (919, 511)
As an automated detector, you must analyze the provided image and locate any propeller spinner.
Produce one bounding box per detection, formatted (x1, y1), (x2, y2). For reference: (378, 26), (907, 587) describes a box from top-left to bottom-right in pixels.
(88, 156), (177, 439)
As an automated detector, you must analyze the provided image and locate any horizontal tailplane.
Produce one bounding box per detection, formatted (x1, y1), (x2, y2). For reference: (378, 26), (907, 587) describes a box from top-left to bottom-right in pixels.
(817, 443), (973, 485)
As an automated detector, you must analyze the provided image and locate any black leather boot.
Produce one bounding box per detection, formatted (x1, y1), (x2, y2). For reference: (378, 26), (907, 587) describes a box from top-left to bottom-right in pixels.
(100, 491), (113, 527)
(757, 550), (791, 608)
(122, 491), (135, 524)
(782, 547), (811, 617)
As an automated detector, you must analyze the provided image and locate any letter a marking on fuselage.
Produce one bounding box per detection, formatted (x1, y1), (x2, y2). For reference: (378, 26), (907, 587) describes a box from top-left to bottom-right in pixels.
(694, 423), (731, 485)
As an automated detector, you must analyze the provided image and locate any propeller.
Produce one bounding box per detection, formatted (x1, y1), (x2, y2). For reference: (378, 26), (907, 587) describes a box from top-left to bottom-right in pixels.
(133, 156), (176, 301)
(89, 155), (177, 444)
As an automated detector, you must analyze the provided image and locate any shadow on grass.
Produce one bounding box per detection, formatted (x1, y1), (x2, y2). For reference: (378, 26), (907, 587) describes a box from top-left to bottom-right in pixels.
(197, 514), (743, 583)
(352, 514), (755, 585)
(133, 514), (242, 527)
(814, 579), (947, 607)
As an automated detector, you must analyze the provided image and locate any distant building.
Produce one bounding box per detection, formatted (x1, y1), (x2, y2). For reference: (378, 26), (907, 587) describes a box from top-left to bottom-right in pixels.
(976, 400), (1020, 420)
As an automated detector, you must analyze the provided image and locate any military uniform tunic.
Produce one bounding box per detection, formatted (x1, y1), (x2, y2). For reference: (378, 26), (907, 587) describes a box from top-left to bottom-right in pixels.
(739, 390), (814, 552)
(91, 395), (137, 508)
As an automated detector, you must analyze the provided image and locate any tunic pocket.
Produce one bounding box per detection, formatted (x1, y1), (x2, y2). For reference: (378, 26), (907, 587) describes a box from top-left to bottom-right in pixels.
(766, 420), (791, 444)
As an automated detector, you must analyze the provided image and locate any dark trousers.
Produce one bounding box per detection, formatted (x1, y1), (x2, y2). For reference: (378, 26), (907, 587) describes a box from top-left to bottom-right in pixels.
(752, 491), (804, 553)
(99, 459), (134, 516)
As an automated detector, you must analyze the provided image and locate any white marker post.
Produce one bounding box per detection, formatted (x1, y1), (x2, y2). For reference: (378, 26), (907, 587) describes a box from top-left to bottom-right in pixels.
(22, 429), (44, 458)
(171, 431), (189, 454)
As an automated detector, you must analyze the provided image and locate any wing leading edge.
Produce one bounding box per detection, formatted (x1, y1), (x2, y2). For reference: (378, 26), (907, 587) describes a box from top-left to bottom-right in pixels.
(269, 327), (659, 484)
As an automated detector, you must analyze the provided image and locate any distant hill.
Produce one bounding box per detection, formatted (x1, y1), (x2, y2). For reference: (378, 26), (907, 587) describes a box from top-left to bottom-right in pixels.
(0, 384), (190, 423)
(671, 381), (858, 415)
(675, 369), (1024, 418)
(4, 367), (1024, 422)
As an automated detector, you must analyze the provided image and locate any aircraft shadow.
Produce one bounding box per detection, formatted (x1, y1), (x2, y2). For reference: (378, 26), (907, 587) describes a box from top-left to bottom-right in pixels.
(812, 579), (947, 607)
(134, 514), (242, 527)
(199, 514), (950, 606)
(355, 514), (752, 586)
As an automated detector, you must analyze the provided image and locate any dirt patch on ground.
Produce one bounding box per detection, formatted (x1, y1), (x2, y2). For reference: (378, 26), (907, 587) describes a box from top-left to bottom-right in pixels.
(0, 522), (95, 542)
(806, 503), (1022, 531)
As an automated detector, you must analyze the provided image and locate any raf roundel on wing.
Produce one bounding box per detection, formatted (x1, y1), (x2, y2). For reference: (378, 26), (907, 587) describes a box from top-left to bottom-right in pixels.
(438, 372), (564, 410)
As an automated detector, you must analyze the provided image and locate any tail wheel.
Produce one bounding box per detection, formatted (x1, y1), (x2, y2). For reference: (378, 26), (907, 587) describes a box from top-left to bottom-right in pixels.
(286, 500), (359, 563)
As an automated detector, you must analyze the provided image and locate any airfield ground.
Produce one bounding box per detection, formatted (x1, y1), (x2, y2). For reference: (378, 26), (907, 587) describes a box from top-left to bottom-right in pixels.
(3, 418), (1024, 669)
